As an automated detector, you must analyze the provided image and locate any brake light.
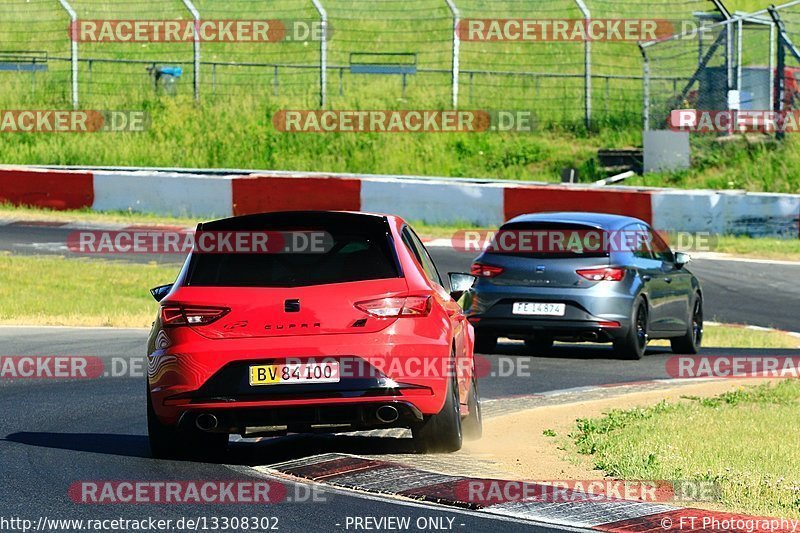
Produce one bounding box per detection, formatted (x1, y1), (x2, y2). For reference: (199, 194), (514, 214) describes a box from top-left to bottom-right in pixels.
(160, 305), (230, 326)
(471, 263), (504, 278)
(355, 296), (431, 318)
(577, 267), (625, 281)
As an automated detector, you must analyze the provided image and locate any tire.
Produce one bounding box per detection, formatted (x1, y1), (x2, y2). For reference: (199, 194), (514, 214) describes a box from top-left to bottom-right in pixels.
(473, 330), (497, 354)
(462, 370), (482, 441)
(413, 372), (463, 453)
(671, 296), (703, 354)
(147, 389), (228, 461)
(614, 297), (648, 360)
(524, 336), (553, 353)
(147, 388), (180, 459)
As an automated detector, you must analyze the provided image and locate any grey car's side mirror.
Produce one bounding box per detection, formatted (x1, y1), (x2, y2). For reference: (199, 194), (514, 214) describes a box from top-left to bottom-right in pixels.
(150, 284), (173, 302)
(674, 252), (691, 268)
(448, 272), (477, 300)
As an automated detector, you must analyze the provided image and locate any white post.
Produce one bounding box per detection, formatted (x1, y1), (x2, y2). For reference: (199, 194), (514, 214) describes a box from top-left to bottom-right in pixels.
(312, 0), (328, 107)
(574, 0), (591, 128)
(58, 0), (79, 109)
(736, 18), (742, 94)
(769, 21), (776, 112)
(181, 0), (201, 101)
(445, 0), (460, 108)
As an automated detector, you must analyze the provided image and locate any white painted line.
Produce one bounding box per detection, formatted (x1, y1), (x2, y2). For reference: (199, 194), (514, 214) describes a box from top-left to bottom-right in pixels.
(0, 325), (150, 331)
(692, 252), (800, 266)
(745, 325), (773, 332)
(422, 238), (454, 248)
(705, 320), (800, 337)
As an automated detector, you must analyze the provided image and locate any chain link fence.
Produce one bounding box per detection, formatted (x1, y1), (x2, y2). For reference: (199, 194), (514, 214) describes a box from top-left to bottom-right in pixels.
(641, 0), (800, 131)
(1, 0), (782, 129)
(0, 0), (73, 105)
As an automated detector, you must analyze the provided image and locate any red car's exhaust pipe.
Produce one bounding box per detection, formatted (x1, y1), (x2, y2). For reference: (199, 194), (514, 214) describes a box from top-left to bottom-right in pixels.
(375, 405), (400, 424)
(195, 413), (219, 431)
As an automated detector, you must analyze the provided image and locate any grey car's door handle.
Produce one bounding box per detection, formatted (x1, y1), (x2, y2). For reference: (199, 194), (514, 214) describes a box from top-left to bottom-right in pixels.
(641, 275), (652, 281)
(664, 277), (672, 283)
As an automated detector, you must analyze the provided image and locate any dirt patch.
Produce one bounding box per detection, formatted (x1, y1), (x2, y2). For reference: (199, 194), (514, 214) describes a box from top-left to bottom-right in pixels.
(461, 378), (780, 481)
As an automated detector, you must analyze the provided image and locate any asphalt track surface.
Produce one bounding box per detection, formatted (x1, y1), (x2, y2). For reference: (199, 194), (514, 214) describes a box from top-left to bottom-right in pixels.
(2, 222), (799, 331)
(2, 223), (799, 532)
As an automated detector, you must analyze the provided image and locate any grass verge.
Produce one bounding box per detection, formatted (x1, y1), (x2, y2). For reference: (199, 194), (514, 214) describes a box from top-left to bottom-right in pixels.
(651, 326), (799, 349)
(2, 253), (800, 340)
(0, 203), (203, 227)
(0, 253), (173, 328)
(713, 235), (800, 262)
(570, 381), (800, 518)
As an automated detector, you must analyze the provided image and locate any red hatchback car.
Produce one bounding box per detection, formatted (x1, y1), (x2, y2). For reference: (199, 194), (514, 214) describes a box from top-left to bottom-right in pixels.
(146, 211), (481, 458)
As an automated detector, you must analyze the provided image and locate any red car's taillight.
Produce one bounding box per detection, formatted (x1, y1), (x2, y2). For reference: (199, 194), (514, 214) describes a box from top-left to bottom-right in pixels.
(576, 267), (626, 281)
(160, 305), (230, 326)
(471, 263), (504, 278)
(354, 296), (432, 318)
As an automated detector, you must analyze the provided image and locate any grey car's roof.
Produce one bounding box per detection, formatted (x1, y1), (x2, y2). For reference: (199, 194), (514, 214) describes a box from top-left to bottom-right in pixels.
(504, 211), (646, 231)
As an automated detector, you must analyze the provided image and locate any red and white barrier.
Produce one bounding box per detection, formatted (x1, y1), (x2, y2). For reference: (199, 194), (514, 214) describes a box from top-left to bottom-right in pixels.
(92, 171), (234, 218)
(1, 166), (798, 237)
(0, 167), (93, 210)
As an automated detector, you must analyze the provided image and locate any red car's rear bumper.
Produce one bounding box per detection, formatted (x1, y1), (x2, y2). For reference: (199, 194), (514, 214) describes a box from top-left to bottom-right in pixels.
(148, 323), (459, 429)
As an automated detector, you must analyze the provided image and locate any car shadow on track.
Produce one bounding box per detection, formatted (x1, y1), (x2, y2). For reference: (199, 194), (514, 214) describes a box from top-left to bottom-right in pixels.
(2, 430), (417, 466)
(4, 431), (152, 458)
(230, 433), (417, 466)
(479, 340), (674, 359)
(481, 341), (800, 359)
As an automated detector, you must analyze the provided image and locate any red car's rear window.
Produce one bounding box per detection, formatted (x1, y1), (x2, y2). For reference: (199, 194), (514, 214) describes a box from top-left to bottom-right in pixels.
(186, 213), (400, 287)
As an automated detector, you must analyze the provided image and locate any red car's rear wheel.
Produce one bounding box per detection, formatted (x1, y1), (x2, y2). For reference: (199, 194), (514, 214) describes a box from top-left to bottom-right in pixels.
(412, 370), (463, 453)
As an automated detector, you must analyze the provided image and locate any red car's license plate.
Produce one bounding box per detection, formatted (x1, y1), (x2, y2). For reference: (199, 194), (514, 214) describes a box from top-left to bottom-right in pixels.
(248, 362), (340, 386)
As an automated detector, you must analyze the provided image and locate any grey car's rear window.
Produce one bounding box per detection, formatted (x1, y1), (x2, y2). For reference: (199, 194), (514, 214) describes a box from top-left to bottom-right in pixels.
(484, 222), (610, 259)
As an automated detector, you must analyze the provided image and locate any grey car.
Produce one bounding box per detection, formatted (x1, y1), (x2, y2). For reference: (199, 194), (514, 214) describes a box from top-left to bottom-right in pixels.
(463, 212), (703, 359)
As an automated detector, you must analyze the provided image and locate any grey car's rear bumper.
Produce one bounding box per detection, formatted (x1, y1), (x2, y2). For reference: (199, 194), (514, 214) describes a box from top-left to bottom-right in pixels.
(465, 283), (636, 341)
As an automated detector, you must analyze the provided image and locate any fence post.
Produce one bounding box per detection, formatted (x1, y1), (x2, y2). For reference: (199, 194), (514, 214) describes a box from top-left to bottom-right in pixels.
(574, 0), (591, 128)
(312, 0), (328, 107)
(736, 18), (743, 93)
(57, 0), (79, 109)
(709, 0), (732, 20)
(769, 21), (776, 112)
(181, 0), (201, 101)
(767, 6), (800, 141)
(445, 0), (460, 108)
(639, 42), (650, 131)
